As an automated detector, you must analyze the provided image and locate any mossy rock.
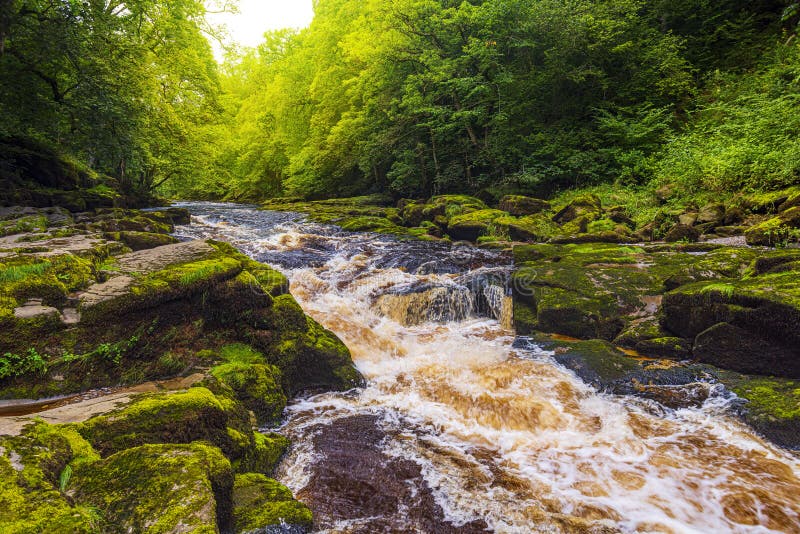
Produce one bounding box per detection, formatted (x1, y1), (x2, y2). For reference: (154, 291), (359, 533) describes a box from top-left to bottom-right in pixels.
(662, 271), (800, 377)
(498, 195), (551, 216)
(729, 377), (800, 449)
(235, 432), (290, 476)
(268, 295), (364, 394)
(552, 194), (602, 224)
(512, 243), (763, 342)
(446, 209), (507, 241)
(741, 186), (800, 214)
(422, 195), (487, 220)
(232, 473), (313, 533)
(104, 231), (179, 251)
(0, 423), (100, 533)
(744, 207), (800, 246)
(507, 214), (560, 242)
(71, 442), (234, 534)
(211, 362), (287, 425)
(76, 388), (252, 458)
(663, 223), (700, 242)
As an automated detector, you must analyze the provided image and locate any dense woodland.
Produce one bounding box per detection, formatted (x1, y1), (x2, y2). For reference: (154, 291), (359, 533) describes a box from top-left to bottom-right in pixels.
(1, 0), (799, 204)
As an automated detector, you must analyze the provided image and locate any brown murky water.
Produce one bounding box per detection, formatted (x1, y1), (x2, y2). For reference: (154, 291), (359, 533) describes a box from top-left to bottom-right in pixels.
(176, 202), (800, 534)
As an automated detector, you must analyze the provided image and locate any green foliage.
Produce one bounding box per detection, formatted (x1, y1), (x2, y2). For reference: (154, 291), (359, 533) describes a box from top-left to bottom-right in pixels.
(0, 348), (47, 379)
(0, 0), (220, 199)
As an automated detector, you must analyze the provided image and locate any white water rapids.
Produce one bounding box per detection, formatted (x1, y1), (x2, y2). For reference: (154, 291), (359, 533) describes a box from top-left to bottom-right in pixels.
(174, 202), (800, 534)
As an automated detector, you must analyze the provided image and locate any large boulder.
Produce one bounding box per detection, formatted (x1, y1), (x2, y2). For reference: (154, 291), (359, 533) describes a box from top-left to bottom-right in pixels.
(446, 209), (506, 241)
(745, 207), (800, 246)
(498, 195), (551, 216)
(552, 194), (602, 224)
(232, 473), (313, 533)
(71, 443), (234, 534)
(76, 388), (253, 458)
(662, 268), (800, 378)
(511, 244), (758, 341)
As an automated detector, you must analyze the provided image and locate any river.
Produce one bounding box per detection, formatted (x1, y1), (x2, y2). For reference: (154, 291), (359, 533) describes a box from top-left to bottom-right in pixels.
(174, 202), (800, 534)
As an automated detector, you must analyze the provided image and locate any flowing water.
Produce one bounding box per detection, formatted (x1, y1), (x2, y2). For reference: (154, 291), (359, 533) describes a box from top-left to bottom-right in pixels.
(174, 202), (800, 534)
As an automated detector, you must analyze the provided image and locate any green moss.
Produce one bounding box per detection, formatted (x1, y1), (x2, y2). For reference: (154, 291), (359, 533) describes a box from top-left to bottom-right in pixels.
(211, 361), (287, 424)
(0, 422), (101, 533)
(72, 442), (233, 534)
(734, 379), (800, 421)
(0, 215), (49, 237)
(235, 432), (290, 475)
(587, 218), (618, 233)
(232, 473), (313, 532)
(76, 388), (248, 457)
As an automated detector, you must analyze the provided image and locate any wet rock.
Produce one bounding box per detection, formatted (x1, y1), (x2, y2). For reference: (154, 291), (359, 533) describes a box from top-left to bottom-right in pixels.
(498, 195), (551, 216)
(634, 337), (692, 360)
(723, 375), (800, 450)
(524, 336), (714, 409)
(297, 415), (489, 533)
(375, 282), (474, 325)
(232, 473), (313, 533)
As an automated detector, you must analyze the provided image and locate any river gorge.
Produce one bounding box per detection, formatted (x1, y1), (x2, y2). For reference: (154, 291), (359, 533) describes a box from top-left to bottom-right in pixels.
(170, 202), (800, 534)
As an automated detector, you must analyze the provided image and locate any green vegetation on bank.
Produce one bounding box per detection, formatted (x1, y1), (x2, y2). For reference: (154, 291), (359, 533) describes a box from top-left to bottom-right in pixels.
(3, 1), (799, 208)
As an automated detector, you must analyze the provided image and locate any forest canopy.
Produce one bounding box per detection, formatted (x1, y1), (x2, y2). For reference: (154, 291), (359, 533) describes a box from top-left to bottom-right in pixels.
(1, 0), (799, 203)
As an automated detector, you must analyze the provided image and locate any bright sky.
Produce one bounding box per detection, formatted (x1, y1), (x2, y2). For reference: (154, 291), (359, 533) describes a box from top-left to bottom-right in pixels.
(206, 0), (314, 60)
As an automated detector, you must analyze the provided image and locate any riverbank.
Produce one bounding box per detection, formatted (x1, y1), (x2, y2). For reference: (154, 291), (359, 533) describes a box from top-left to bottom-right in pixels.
(0, 204), (361, 533)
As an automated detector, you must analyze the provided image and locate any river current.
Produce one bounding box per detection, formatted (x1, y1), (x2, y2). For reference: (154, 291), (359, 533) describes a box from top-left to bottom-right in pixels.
(173, 202), (800, 534)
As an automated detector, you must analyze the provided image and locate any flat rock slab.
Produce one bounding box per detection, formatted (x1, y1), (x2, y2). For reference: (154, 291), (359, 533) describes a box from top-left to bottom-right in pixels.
(13, 304), (60, 320)
(78, 275), (136, 309)
(116, 240), (215, 273)
(0, 374), (205, 436)
(0, 233), (117, 257)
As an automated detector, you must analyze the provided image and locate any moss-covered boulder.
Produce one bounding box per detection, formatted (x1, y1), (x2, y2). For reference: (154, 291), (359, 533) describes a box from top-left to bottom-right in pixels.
(663, 223), (700, 242)
(506, 214), (560, 242)
(211, 360), (287, 425)
(267, 295), (364, 394)
(727, 377), (800, 449)
(76, 388), (252, 458)
(232, 473), (313, 533)
(744, 207), (800, 246)
(71, 442), (234, 534)
(423, 195), (487, 220)
(499, 195), (551, 216)
(446, 209), (506, 241)
(663, 268), (800, 377)
(552, 194), (602, 224)
(0, 423), (100, 533)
